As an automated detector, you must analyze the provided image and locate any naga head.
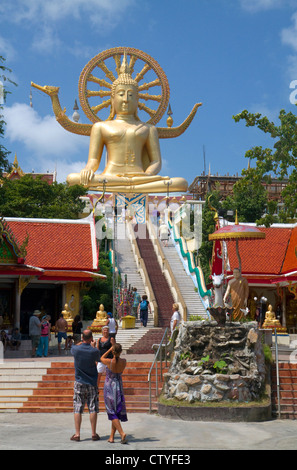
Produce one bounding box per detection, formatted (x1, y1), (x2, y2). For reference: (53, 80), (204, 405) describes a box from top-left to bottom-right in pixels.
(31, 82), (60, 96)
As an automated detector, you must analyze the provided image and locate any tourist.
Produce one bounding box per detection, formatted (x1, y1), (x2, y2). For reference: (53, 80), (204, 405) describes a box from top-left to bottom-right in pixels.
(29, 310), (41, 357)
(170, 303), (182, 336)
(55, 313), (68, 354)
(96, 325), (115, 388)
(36, 316), (50, 357)
(132, 288), (141, 318)
(105, 312), (118, 339)
(70, 329), (101, 442)
(138, 295), (151, 327)
(9, 328), (21, 351)
(0, 329), (9, 352)
(100, 343), (128, 444)
(46, 315), (52, 347)
(159, 222), (170, 247)
(72, 315), (83, 344)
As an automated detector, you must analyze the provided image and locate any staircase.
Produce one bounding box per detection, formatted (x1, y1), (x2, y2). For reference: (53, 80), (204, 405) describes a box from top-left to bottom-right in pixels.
(124, 225), (175, 354)
(0, 360), (167, 413)
(162, 243), (207, 319)
(136, 225), (174, 329)
(271, 362), (297, 419)
(114, 224), (154, 329)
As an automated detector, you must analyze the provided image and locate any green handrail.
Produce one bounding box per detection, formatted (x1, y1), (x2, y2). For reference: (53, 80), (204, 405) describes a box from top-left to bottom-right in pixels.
(168, 220), (211, 300)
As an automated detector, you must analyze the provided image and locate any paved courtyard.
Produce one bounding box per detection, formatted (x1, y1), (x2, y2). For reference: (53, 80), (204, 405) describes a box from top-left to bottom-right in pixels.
(0, 411), (297, 452)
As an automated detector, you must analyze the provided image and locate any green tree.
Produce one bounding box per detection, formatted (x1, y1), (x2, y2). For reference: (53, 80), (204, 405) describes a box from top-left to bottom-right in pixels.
(221, 171), (269, 223)
(0, 175), (87, 218)
(81, 251), (113, 320)
(0, 56), (17, 175)
(233, 108), (297, 222)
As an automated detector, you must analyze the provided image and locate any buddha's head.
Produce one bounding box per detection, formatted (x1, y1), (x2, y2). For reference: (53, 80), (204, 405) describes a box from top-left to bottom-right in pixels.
(109, 51), (139, 120)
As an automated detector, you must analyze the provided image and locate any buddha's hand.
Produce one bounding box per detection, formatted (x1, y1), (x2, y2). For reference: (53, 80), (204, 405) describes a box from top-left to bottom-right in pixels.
(80, 169), (94, 186)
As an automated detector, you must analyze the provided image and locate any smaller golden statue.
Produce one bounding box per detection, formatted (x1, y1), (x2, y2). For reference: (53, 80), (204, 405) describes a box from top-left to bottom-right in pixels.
(62, 303), (73, 331)
(90, 304), (108, 333)
(262, 304), (286, 332)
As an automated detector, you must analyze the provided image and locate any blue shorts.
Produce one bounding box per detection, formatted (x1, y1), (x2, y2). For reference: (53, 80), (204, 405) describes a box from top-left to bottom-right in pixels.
(57, 332), (68, 343)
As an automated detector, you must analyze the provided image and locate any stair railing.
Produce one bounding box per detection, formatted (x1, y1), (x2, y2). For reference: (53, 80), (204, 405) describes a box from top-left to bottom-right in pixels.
(126, 220), (159, 326)
(148, 327), (169, 413)
(274, 328), (281, 419)
(147, 217), (188, 321)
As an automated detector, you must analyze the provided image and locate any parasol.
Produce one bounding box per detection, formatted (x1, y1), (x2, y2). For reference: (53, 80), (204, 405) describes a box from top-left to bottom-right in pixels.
(208, 212), (266, 272)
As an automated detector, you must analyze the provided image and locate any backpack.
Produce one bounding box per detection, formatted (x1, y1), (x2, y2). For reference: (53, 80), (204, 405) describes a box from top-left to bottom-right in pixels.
(140, 300), (147, 311)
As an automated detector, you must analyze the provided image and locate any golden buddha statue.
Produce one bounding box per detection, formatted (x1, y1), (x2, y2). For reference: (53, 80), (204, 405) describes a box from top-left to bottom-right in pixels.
(62, 303), (73, 331)
(66, 52), (187, 194)
(31, 47), (202, 194)
(262, 304), (286, 332)
(90, 304), (108, 332)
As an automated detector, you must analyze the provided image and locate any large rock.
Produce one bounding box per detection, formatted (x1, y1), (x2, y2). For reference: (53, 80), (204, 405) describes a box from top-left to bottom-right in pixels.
(163, 321), (266, 403)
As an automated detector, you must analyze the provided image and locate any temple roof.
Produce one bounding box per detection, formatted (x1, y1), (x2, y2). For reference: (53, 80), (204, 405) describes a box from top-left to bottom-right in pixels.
(2, 214), (100, 277)
(220, 222), (297, 284)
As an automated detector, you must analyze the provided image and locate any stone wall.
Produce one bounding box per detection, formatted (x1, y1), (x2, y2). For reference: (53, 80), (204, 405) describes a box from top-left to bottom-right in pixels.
(163, 321), (266, 403)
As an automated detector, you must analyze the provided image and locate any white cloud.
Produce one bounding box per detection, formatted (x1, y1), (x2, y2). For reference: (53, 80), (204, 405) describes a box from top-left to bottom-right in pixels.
(3, 102), (89, 182)
(0, 35), (17, 62)
(281, 11), (297, 52)
(0, 0), (136, 30)
(240, 0), (289, 12)
(0, 0), (136, 54)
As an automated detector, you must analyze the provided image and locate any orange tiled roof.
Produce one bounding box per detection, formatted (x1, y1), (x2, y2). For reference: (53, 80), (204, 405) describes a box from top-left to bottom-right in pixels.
(281, 226), (297, 274)
(226, 226), (292, 275)
(4, 217), (98, 271)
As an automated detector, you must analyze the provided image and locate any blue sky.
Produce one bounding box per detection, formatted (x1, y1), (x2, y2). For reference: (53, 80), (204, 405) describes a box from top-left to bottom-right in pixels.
(1, 0), (297, 190)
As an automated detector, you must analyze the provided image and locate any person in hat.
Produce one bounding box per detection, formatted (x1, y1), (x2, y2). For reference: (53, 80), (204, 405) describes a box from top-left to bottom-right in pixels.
(29, 310), (41, 357)
(105, 312), (118, 339)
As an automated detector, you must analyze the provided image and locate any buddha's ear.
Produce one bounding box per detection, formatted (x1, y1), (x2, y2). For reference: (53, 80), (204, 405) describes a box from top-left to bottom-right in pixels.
(107, 98), (115, 121)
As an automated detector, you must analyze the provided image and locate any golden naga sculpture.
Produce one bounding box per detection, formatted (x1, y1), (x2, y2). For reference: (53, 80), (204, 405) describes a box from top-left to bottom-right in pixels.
(31, 47), (202, 193)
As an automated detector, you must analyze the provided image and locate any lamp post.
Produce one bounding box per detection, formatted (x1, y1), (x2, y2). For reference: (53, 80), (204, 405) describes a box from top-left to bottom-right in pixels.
(164, 179), (172, 208)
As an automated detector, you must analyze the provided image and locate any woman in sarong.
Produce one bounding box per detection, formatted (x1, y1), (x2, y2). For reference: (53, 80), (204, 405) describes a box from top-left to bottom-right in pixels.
(100, 343), (128, 444)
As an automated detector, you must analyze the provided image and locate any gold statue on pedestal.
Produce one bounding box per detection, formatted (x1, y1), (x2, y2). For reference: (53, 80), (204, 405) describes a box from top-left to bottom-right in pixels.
(90, 304), (108, 333)
(262, 304), (286, 333)
(62, 303), (73, 332)
(31, 47), (201, 194)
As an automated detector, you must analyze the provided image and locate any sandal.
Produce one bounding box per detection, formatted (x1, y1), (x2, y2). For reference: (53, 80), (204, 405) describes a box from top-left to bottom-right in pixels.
(70, 434), (80, 442)
(121, 435), (128, 444)
(92, 433), (100, 441)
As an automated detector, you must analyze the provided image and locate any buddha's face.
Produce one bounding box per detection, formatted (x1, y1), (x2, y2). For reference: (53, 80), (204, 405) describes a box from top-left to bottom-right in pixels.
(112, 84), (138, 116)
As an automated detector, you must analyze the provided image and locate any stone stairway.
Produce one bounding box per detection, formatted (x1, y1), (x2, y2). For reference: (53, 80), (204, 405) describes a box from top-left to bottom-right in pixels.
(115, 225), (154, 329)
(161, 242), (208, 319)
(136, 225), (174, 329)
(124, 225), (175, 355)
(0, 360), (167, 413)
(3, 340), (32, 359)
(271, 362), (297, 419)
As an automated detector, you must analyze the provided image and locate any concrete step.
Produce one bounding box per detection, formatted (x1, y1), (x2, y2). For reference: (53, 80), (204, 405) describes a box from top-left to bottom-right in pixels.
(0, 360), (167, 413)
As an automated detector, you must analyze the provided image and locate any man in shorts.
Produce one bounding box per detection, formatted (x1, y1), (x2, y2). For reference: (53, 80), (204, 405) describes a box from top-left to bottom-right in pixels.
(55, 313), (68, 354)
(70, 329), (101, 441)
